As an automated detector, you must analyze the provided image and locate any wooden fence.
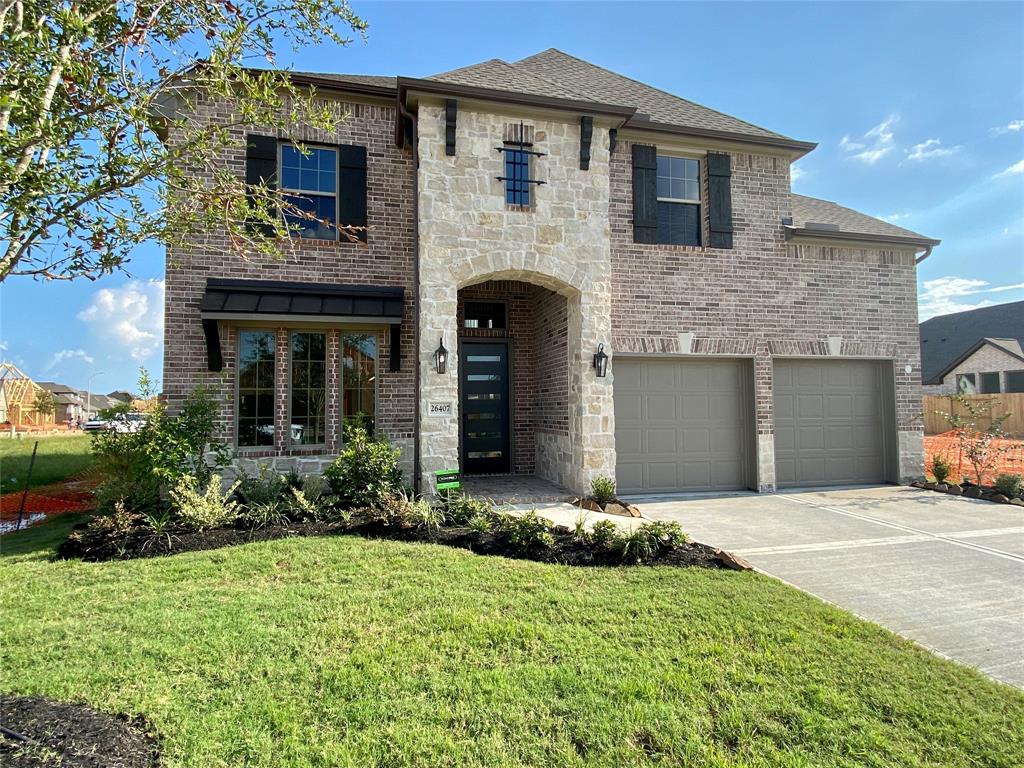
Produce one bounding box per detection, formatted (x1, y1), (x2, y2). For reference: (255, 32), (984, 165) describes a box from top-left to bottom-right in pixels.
(922, 393), (1024, 437)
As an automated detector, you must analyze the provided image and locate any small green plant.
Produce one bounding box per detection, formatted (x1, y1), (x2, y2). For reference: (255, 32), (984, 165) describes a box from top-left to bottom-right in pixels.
(590, 519), (621, 549)
(412, 499), (444, 535)
(644, 520), (689, 548)
(994, 473), (1024, 498)
(503, 510), (555, 551)
(571, 510), (591, 544)
(930, 455), (952, 484)
(467, 513), (493, 535)
(590, 475), (617, 506)
(440, 494), (493, 526)
(368, 490), (418, 529)
(323, 426), (404, 508)
(170, 474), (240, 531)
(618, 526), (660, 563)
(286, 480), (339, 523)
(241, 501), (291, 530)
(236, 465), (290, 508)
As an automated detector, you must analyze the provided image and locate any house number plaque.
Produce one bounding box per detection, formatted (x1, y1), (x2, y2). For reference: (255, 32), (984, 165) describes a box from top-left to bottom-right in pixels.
(429, 402), (453, 417)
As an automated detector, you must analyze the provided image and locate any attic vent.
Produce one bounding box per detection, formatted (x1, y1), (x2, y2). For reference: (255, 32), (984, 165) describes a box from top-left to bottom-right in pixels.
(805, 222), (840, 232)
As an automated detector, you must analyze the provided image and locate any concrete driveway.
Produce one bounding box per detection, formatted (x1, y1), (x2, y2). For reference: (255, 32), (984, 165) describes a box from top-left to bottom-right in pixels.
(637, 486), (1024, 688)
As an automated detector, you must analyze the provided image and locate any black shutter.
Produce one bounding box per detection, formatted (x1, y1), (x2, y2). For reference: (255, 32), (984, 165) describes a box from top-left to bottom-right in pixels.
(245, 134), (277, 236)
(631, 144), (658, 244)
(389, 324), (401, 372)
(338, 144), (368, 243)
(707, 152), (733, 249)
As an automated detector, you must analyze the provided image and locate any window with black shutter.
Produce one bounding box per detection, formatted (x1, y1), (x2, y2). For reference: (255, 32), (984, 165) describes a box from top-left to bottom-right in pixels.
(655, 155), (701, 246)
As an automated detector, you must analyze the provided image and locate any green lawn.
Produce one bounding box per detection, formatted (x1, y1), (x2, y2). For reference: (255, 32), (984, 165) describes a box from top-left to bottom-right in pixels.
(1, 521), (1021, 768)
(0, 433), (94, 493)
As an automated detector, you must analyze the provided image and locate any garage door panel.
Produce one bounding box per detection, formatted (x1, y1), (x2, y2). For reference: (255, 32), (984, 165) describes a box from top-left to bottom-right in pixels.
(615, 358), (751, 494)
(774, 359), (886, 488)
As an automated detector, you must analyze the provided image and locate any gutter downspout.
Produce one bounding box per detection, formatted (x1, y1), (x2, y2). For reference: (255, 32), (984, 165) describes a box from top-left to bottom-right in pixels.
(398, 97), (422, 493)
(915, 245), (934, 264)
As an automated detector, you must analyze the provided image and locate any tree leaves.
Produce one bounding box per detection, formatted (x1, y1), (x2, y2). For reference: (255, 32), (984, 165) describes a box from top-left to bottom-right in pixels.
(1, 0), (366, 281)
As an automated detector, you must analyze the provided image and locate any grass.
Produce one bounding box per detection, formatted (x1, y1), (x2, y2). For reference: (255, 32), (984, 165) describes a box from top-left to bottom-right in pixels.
(0, 434), (95, 494)
(1, 520), (1022, 768)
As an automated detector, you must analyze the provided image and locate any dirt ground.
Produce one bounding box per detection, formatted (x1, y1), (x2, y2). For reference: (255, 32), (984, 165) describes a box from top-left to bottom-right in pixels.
(924, 432), (1024, 484)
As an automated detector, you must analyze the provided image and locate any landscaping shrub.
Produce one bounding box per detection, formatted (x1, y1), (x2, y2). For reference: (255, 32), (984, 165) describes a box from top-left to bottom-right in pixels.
(170, 474), (240, 531)
(503, 510), (555, 551)
(439, 494), (493, 526)
(287, 482), (341, 523)
(994, 473), (1023, 498)
(323, 426), (404, 508)
(236, 465), (290, 508)
(618, 526), (659, 563)
(411, 498), (444, 534)
(240, 501), (291, 530)
(467, 513), (492, 535)
(590, 475), (617, 506)
(571, 511), (591, 543)
(930, 454), (952, 484)
(644, 520), (689, 548)
(367, 490), (418, 529)
(589, 519), (621, 549)
(91, 372), (229, 514)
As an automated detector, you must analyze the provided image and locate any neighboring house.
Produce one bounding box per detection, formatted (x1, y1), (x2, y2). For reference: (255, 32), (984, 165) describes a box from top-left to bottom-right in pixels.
(107, 390), (136, 403)
(161, 49), (938, 495)
(36, 381), (86, 423)
(920, 301), (1024, 395)
(79, 392), (122, 419)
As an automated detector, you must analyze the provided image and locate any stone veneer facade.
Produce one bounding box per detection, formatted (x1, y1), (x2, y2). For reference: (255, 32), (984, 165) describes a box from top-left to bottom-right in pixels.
(415, 102), (615, 492)
(166, 82), (927, 494)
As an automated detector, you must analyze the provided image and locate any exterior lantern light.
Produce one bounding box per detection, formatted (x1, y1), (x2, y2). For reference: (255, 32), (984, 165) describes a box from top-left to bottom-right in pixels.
(435, 336), (448, 374)
(593, 343), (609, 378)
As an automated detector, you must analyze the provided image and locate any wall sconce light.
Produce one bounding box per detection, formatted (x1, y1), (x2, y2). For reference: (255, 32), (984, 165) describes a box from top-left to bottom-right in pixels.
(593, 343), (608, 378)
(435, 336), (448, 374)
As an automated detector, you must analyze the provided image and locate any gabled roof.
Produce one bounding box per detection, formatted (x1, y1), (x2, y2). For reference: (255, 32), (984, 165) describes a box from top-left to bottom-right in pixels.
(919, 301), (1024, 384)
(431, 57), (588, 102)
(511, 49), (789, 141)
(789, 194), (939, 248)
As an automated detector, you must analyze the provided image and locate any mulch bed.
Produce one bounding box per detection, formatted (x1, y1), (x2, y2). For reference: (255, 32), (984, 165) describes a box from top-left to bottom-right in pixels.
(0, 694), (159, 768)
(56, 513), (733, 570)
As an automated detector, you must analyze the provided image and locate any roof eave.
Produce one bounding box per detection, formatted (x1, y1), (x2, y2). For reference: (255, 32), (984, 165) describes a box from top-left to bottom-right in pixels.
(624, 117), (818, 158)
(785, 226), (941, 250)
(286, 73), (397, 99)
(397, 76), (638, 119)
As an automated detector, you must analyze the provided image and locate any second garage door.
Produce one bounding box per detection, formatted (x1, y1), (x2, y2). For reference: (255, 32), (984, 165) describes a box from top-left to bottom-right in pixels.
(615, 358), (753, 494)
(773, 359), (889, 488)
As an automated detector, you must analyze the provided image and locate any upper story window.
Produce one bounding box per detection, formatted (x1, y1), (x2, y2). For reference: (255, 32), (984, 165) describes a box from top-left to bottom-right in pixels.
(280, 144), (338, 240)
(656, 155), (701, 246)
(504, 149), (531, 206)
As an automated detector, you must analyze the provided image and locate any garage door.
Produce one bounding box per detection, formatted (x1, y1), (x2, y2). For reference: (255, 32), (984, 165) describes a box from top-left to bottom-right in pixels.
(614, 358), (752, 494)
(773, 359), (887, 488)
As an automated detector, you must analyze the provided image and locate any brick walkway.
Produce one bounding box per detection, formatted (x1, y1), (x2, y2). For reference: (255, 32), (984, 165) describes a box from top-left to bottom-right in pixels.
(462, 475), (574, 505)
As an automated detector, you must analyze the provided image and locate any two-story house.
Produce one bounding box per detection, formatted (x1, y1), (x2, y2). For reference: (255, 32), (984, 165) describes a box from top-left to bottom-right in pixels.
(163, 49), (938, 495)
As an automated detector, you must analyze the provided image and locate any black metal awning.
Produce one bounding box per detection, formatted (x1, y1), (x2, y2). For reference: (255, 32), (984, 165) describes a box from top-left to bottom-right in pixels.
(199, 278), (404, 372)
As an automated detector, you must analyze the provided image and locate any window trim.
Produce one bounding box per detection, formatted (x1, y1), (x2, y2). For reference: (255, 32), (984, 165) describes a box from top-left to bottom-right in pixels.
(287, 329), (329, 449)
(979, 371), (1002, 394)
(955, 372), (977, 394)
(235, 328), (277, 450)
(1005, 370), (1024, 393)
(340, 331), (379, 439)
(278, 142), (339, 241)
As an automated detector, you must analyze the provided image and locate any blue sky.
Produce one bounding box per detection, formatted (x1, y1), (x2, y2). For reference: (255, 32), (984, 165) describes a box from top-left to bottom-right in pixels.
(2, 1), (1022, 392)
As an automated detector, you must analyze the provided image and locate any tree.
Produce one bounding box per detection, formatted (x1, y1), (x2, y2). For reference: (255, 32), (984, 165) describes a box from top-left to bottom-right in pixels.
(33, 388), (56, 418)
(1, 0), (366, 282)
(935, 395), (1021, 486)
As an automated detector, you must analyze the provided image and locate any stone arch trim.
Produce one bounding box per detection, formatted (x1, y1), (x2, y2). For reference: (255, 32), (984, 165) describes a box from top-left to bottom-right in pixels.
(450, 252), (591, 297)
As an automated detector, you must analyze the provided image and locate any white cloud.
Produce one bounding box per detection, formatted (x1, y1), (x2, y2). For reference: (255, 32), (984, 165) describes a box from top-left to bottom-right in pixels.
(991, 120), (1023, 135)
(906, 138), (961, 162)
(790, 163), (806, 183)
(0, 341), (7, 352)
(77, 279), (165, 361)
(993, 159), (1024, 178)
(45, 349), (95, 371)
(919, 276), (1024, 320)
(840, 115), (897, 165)
(880, 212), (911, 224)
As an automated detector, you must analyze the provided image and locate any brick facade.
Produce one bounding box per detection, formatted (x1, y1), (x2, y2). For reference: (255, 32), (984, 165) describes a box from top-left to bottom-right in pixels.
(609, 140), (924, 486)
(163, 92), (417, 477)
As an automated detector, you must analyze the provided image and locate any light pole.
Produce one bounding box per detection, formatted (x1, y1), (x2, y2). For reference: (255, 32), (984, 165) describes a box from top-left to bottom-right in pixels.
(86, 371), (105, 422)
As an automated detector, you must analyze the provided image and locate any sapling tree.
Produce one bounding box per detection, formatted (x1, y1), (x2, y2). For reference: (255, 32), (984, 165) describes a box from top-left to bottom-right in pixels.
(936, 395), (1021, 486)
(1, 0), (366, 282)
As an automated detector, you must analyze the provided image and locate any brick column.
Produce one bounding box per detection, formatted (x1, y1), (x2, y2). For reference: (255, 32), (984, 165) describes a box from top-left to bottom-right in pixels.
(753, 343), (776, 492)
(274, 328), (289, 455)
(326, 330), (341, 452)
